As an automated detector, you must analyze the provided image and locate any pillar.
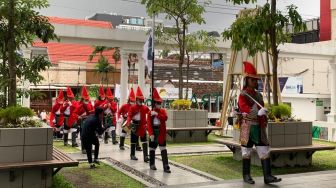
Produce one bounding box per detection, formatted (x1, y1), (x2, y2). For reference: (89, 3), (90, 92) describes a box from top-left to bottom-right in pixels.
(120, 50), (129, 105)
(328, 61), (336, 122)
(138, 53), (147, 97)
(22, 49), (31, 107)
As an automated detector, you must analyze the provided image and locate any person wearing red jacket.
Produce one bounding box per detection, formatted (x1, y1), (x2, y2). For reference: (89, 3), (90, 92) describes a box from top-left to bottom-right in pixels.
(50, 90), (65, 139)
(126, 87), (150, 162)
(117, 88), (136, 150)
(77, 86), (95, 153)
(238, 61), (281, 185)
(94, 86), (109, 140)
(147, 88), (171, 173)
(62, 87), (79, 147)
(105, 87), (118, 144)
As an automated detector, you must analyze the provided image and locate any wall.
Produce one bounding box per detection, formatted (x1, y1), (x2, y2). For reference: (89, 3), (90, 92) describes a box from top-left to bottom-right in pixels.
(320, 0), (331, 41)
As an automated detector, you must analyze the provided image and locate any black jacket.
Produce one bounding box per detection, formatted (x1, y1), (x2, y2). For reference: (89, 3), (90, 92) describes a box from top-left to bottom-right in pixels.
(81, 114), (105, 139)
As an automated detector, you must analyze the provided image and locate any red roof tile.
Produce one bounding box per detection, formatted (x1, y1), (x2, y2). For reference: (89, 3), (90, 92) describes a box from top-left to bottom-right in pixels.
(33, 41), (120, 64)
(48, 16), (112, 29)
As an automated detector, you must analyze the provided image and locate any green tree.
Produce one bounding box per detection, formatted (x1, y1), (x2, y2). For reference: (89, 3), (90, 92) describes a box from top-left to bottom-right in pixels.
(222, 0), (306, 105)
(0, 0), (58, 107)
(185, 30), (218, 99)
(89, 46), (120, 86)
(141, 0), (210, 99)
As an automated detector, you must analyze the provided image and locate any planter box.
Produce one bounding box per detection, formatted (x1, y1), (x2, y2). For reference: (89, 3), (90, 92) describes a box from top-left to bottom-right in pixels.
(232, 121), (313, 167)
(233, 121), (312, 147)
(0, 126), (53, 163)
(167, 110), (208, 143)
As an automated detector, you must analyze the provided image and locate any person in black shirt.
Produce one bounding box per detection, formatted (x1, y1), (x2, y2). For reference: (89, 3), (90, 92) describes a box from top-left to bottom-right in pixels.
(81, 107), (106, 168)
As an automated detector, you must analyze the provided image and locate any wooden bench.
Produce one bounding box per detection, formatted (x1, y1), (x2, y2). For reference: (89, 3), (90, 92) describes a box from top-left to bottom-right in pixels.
(0, 147), (79, 180)
(216, 139), (335, 166)
(167, 126), (222, 138)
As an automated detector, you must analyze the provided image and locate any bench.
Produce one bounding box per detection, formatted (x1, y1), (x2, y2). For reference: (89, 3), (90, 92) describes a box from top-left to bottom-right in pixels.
(0, 147), (79, 181)
(216, 139), (335, 167)
(167, 126), (222, 138)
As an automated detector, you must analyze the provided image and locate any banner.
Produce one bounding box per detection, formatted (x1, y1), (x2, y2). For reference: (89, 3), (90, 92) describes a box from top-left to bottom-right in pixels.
(157, 87), (192, 99)
(257, 77), (303, 94)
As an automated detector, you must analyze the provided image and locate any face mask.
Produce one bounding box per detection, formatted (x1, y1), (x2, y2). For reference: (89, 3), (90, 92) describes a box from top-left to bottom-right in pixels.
(101, 97), (105, 100)
(136, 101), (142, 106)
(130, 102), (135, 105)
(84, 101), (89, 104)
(156, 104), (162, 109)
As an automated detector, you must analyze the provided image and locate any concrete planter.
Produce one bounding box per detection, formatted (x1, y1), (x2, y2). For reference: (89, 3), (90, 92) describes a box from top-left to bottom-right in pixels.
(166, 110), (208, 143)
(232, 121), (313, 167)
(0, 126), (53, 163)
(233, 121), (312, 147)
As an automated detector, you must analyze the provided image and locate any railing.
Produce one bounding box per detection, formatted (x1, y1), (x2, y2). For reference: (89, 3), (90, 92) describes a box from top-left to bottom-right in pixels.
(313, 121), (336, 141)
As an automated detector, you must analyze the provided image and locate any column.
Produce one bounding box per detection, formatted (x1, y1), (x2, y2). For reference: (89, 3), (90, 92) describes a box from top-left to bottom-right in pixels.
(223, 53), (229, 96)
(120, 50), (129, 105)
(328, 61), (336, 122)
(22, 49), (31, 107)
(138, 53), (147, 97)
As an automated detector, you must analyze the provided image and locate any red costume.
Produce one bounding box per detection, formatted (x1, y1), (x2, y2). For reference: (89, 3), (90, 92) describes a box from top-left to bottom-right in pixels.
(147, 88), (170, 173)
(63, 87), (79, 129)
(50, 90), (64, 127)
(77, 86), (94, 117)
(94, 86), (108, 110)
(147, 89), (168, 145)
(106, 88), (118, 125)
(126, 87), (150, 138)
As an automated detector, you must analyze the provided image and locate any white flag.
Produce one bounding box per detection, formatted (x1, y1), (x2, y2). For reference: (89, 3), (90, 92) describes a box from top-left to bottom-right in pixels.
(142, 34), (153, 75)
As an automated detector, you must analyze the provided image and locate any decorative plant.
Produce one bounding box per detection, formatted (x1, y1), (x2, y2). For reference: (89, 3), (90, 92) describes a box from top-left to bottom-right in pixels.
(0, 106), (42, 128)
(171, 99), (192, 110)
(267, 104), (292, 121)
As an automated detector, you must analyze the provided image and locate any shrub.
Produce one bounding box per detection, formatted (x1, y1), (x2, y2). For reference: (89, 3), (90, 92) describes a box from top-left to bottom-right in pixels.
(268, 104), (291, 120)
(171, 99), (192, 110)
(0, 106), (40, 128)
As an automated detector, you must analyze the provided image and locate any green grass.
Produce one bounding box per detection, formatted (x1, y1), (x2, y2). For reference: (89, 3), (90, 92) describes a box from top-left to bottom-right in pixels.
(170, 150), (336, 180)
(56, 163), (144, 188)
(52, 174), (75, 188)
(313, 139), (336, 147)
(53, 141), (80, 153)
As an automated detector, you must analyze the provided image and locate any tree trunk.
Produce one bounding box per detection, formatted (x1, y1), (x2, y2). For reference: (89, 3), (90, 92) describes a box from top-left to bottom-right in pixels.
(270, 0), (279, 106)
(185, 52), (190, 100)
(265, 33), (271, 105)
(7, 0), (17, 106)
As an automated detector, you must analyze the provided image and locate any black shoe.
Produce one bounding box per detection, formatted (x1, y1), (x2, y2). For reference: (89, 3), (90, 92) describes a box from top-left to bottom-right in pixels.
(82, 150), (87, 154)
(113, 141), (119, 145)
(161, 149), (171, 173)
(119, 136), (125, 149)
(136, 147), (142, 151)
(131, 155), (138, 160)
(90, 163), (96, 169)
(63, 133), (69, 146)
(111, 130), (118, 145)
(243, 159), (255, 184)
(261, 158), (282, 184)
(72, 143), (79, 147)
(94, 160), (100, 165)
(142, 143), (149, 163)
(150, 165), (157, 170)
(104, 132), (109, 144)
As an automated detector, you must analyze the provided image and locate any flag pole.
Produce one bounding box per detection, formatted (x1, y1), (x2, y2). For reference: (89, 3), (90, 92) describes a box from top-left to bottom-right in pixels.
(151, 13), (155, 110)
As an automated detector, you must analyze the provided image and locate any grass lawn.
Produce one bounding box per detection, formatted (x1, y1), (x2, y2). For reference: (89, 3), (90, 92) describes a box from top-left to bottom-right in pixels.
(53, 141), (80, 153)
(170, 150), (336, 180)
(53, 163), (144, 188)
(312, 139), (336, 147)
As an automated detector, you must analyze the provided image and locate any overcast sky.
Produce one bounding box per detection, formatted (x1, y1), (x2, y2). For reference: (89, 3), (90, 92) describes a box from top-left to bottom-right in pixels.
(39, 0), (320, 32)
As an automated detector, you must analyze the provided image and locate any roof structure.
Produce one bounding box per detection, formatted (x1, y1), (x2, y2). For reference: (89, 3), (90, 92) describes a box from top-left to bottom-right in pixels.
(48, 16), (113, 29)
(33, 41), (119, 64)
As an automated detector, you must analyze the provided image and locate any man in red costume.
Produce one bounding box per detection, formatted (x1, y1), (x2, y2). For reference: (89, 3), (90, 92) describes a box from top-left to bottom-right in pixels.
(50, 90), (65, 139)
(94, 86), (108, 140)
(117, 88), (136, 150)
(147, 88), (171, 173)
(77, 86), (95, 153)
(105, 87), (118, 144)
(126, 87), (150, 162)
(238, 61), (281, 184)
(62, 87), (79, 147)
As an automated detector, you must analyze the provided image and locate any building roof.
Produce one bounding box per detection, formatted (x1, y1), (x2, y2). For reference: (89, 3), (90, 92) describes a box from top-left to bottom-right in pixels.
(87, 13), (122, 28)
(33, 41), (119, 64)
(48, 16), (113, 29)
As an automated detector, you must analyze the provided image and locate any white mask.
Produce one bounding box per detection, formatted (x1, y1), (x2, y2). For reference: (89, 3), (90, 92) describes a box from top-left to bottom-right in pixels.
(101, 97), (105, 100)
(130, 102), (135, 105)
(136, 101), (142, 106)
(156, 104), (162, 109)
(84, 101), (89, 105)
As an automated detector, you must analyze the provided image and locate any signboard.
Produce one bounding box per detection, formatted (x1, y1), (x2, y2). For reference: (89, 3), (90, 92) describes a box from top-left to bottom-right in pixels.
(157, 87), (192, 99)
(279, 77), (303, 94)
(316, 100), (323, 107)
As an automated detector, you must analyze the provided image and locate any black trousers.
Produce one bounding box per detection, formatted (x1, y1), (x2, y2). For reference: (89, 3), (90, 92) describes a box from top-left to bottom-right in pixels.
(130, 131), (147, 143)
(82, 136), (99, 163)
(242, 137), (268, 148)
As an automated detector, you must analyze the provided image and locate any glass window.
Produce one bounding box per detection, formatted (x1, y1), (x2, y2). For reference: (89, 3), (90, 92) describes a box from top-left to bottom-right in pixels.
(130, 18), (137, 25)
